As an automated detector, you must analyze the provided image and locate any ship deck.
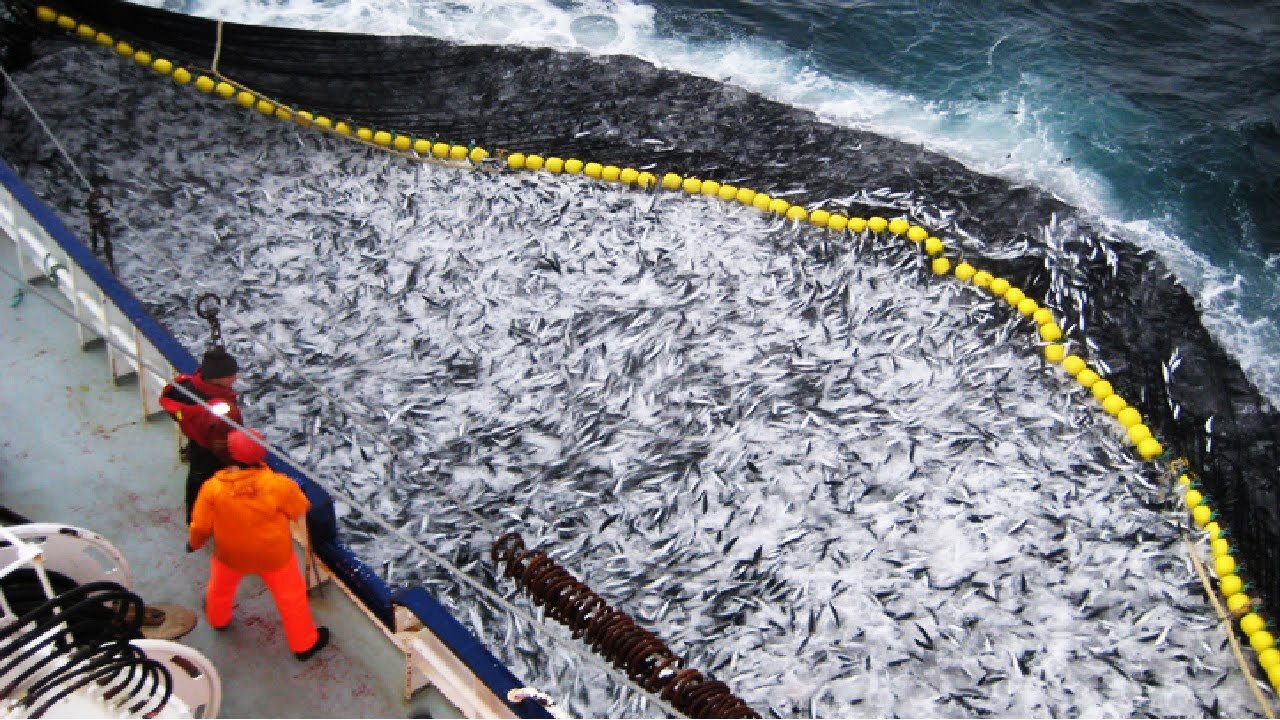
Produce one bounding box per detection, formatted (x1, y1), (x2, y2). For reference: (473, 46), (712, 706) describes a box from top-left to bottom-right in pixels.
(0, 231), (450, 718)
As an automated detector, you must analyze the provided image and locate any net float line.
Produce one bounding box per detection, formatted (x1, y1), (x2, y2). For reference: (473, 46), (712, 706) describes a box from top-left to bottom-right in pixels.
(492, 532), (760, 719)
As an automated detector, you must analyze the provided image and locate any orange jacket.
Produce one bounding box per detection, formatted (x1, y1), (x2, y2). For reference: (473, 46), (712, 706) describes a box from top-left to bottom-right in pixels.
(188, 465), (310, 574)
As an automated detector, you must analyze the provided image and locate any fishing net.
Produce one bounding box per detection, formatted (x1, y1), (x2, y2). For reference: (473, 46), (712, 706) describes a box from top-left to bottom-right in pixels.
(4, 0), (1280, 714)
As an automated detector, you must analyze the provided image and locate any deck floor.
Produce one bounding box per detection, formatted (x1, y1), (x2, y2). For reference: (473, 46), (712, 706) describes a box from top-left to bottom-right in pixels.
(0, 235), (433, 718)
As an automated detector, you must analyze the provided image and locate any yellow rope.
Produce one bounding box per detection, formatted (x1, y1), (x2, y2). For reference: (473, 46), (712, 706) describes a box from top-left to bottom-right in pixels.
(1186, 536), (1276, 719)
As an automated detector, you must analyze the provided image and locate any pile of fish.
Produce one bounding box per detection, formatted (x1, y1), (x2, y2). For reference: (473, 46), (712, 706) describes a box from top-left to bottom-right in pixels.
(0, 43), (1262, 717)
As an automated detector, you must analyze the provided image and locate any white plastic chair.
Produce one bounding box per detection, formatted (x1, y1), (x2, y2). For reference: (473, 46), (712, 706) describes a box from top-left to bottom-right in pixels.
(0, 524), (133, 591)
(130, 639), (222, 719)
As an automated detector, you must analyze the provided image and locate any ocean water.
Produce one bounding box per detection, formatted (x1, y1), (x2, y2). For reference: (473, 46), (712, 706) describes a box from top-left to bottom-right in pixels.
(135, 0), (1280, 407)
(3, 1), (1278, 717)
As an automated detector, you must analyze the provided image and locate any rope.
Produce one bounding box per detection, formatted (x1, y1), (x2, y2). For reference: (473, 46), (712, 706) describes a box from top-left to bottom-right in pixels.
(211, 20), (223, 75)
(0, 66), (91, 191)
(1186, 536), (1276, 719)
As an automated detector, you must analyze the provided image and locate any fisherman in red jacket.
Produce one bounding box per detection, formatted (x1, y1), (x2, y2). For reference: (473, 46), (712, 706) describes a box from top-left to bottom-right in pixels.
(159, 348), (243, 523)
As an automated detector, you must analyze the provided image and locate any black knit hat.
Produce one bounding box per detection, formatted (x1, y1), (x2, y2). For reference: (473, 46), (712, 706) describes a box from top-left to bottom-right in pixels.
(200, 348), (239, 380)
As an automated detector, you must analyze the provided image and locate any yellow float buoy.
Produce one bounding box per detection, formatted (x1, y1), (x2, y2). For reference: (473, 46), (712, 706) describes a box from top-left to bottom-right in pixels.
(924, 237), (944, 256)
(954, 262), (975, 281)
(115, 40), (134, 57)
(1220, 574), (1242, 596)
(450, 145), (469, 161)
(620, 168), (640, 185)
(601, 165), (621, 182)
(1253, 631), (1277, 653)
(888, 218), (910, 235)
(431, 142), (450, 159)
(1269, 664), (1280, 690)
(172, 67), (192, 84)
(1061, 355), (1086, 377)
(700, 179), (720, 196)
(1017, 298), (1039, 317)
(506, 152), (526, 170)
(848, 217), (868, 233)
(1216, 555), (1237, 577)
(314, 116), (332, 130)
(931, 258), (951, 275)
(76, 24), (95, 40)
(56, 14), (75, 30)
(469, 147), (489, 163)
(786, 206), (808, 222)
(194, 75), (215, 93)
(1228, 592), (1252, 614)
(1137, 437), (1163, 460)
(235, 90), (256, 108)
(972, 270), (993, 288)
(274, 106), (293, 122)
(867, 216), (888, 233)
(133, 50), (153, 67)
(1090, 379), (1113, 401)
(989, 277), (1011, 296)
(735, 187), (756, 204)
(1205, 521), (1222, 540)
(1242, 613), (1266, 636)
(682, 177), (702, 194)
(1032, 307), (1055, 325)
(828, 215), (849, 231)
(907, 226), (928, 243)
(752, 194), (772, 211)
(1117, 406), (1141, 428)
(810, 209), (832, 227)
(36, 7), (58, 23)
(256, 99), (277, 116)
(412, 138), (430, 154)
(1076, 368), (1100, 388)
(356, 127), (374, 142)
(662, 172), (683, 190)
(1211, 538), (1231, 557)
(1127, 423), (1152, 445)
(1005, 287), (1025, 306)
(525, 154), (546, 171)
(1044, 344), (1066, 363)
(1101, 393), (1127, 416)
(545, 157), (564, 173)
(637, 171), (656, 188)
(372, 130), (392, 146)
(1039, 322), (1064, 342)
(1192, 504), (1212, 527)
(584, 162), (604, 179)
(95, 32), (113, 47)
(151, 58), (173, 75)
(768, 198), (790, 215)
(393, 135), (411, 151)
(565, 158), (585, 174)
(334, 121), (352, 136)
(718, 184), (738, 201)
(1259, 648), (1280, 672)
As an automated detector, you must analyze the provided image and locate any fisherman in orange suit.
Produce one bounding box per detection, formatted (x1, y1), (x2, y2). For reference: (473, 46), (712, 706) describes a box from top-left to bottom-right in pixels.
(187, 428), (330, 660)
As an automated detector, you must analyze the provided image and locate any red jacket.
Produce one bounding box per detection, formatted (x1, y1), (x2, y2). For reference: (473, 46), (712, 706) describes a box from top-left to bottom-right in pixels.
(159, 370), (242, 463)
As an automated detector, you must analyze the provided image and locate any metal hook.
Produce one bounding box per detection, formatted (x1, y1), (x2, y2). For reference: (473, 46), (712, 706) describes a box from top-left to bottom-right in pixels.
(193, 292), (224, 348)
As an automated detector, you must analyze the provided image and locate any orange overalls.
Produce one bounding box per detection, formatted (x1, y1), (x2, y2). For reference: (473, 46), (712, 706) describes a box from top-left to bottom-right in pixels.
(188, 464), (318, 654)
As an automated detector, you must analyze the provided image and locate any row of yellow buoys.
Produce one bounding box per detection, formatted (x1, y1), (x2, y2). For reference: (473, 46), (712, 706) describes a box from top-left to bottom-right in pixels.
(41, 3), (1274, 694)
(1178, 471), (1279, 689)
(40, 3), (1169, 466)
(36, 5), (490, 165)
